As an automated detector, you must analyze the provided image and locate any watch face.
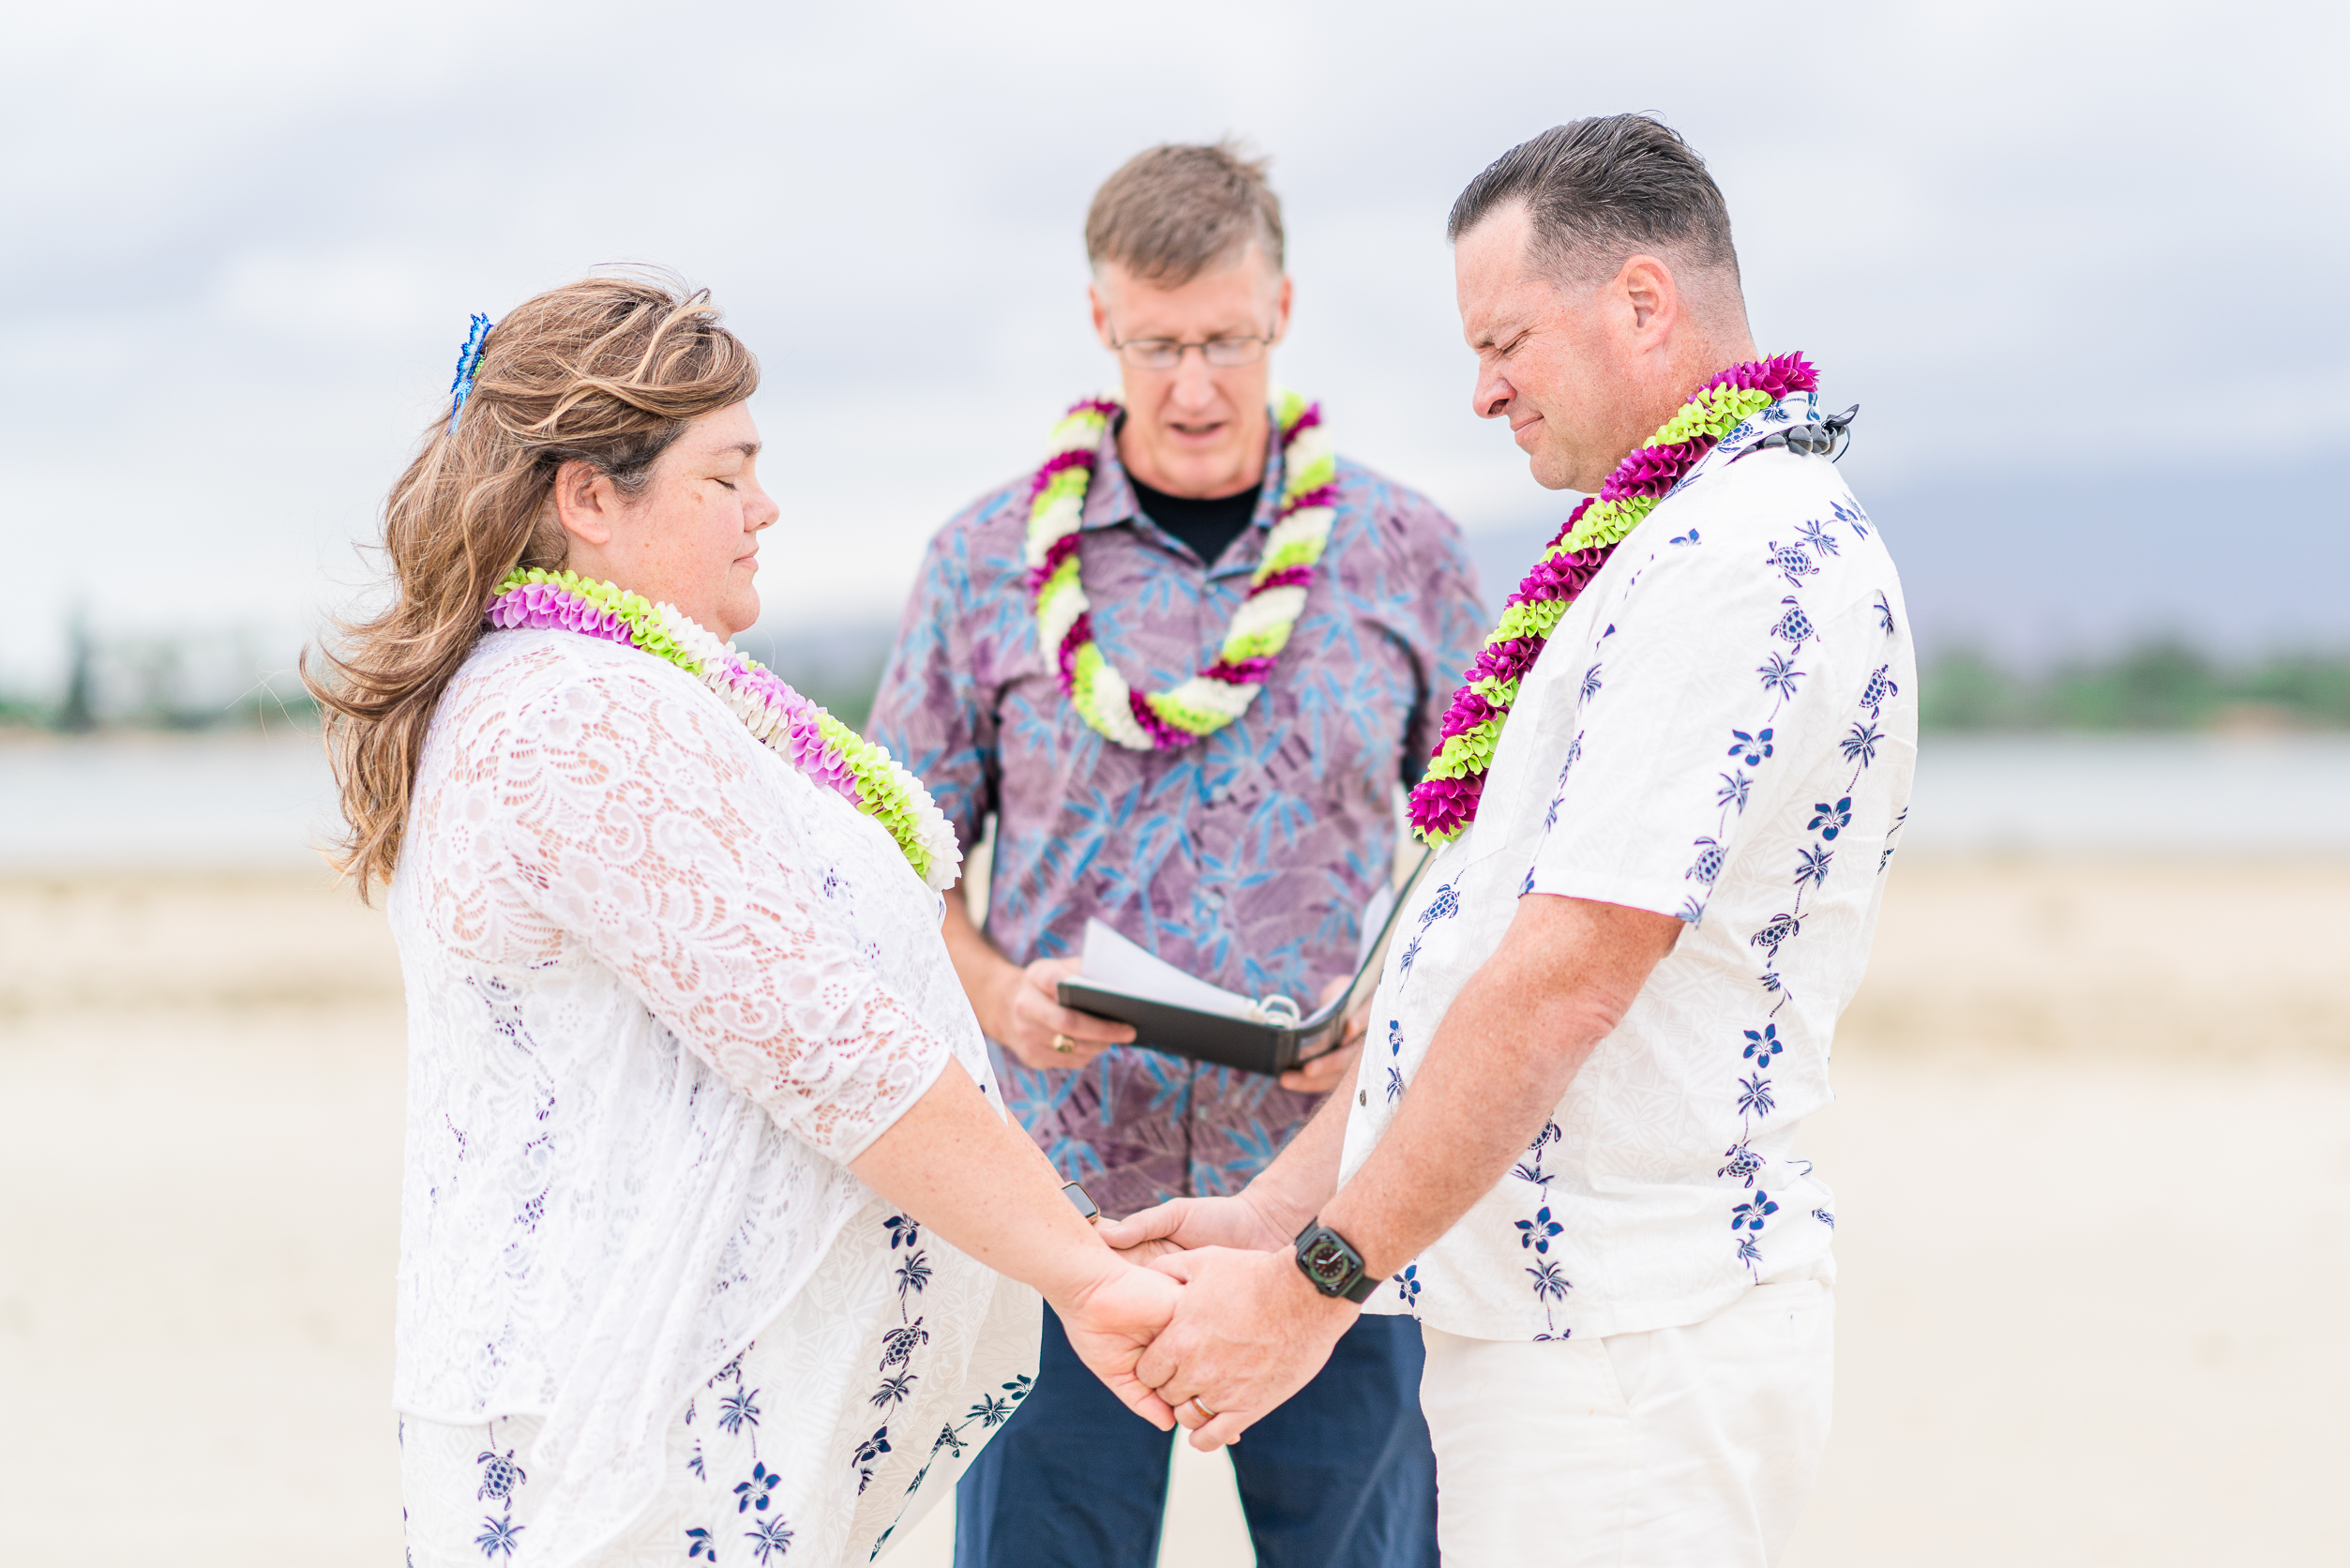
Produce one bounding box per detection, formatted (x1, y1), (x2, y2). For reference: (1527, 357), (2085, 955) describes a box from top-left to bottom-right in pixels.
(1301, 1233), (1354, 1288)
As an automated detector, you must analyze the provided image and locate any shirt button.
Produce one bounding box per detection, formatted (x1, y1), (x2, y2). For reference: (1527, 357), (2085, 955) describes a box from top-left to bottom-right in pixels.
(1358, 1090), (1367, 1106)
(1202, 891), (1225, 911)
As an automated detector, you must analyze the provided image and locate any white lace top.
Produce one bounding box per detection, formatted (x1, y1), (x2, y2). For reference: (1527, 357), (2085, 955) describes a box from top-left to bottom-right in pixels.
(387, 626), (1015, 1560)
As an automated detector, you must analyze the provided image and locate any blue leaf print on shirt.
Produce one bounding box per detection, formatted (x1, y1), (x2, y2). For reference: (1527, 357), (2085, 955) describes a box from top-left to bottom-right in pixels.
(1808, 797), (1854, 840)
(1727, 728), (1775, 766)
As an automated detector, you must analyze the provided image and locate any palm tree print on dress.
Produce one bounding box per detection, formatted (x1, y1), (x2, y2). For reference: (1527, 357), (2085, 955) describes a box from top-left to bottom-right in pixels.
(745, 1515), (795, 1563)
(471, 1439), (528, 1560)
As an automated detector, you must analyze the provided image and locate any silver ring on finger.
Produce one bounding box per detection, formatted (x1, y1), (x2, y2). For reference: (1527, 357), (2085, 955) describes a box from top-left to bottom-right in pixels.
(1051, 1033), (1075, 1054)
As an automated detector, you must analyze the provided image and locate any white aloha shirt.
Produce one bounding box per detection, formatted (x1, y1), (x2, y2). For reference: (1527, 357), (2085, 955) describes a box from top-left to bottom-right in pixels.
(1340, 390), (1916, 1342)
(391, 628), (1038, 1567)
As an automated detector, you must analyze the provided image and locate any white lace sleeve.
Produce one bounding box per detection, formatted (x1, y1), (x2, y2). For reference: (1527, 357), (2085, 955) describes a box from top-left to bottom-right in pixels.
(445, 641), (952, 1166)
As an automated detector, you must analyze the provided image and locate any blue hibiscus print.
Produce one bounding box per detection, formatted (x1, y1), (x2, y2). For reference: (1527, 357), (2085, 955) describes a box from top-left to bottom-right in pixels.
(1809, 797), (1854, 840)
(883, 1214), (920, 1250)
(1395, 1263), (1421, 1307)
(851, 1427), (893, 1467)
(1515, 1206), (1564, 1254)
(735, 1459), (781, 1514)
(1742, 1024), (1782, 1063)
(1731, 1190), (1780, 1231)
(1728, 728), (1774, 766)
(685, 1525), (719, 1560)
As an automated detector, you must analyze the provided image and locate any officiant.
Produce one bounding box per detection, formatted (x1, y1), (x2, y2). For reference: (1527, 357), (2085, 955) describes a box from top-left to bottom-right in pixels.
(865, 141), (1482, 1568)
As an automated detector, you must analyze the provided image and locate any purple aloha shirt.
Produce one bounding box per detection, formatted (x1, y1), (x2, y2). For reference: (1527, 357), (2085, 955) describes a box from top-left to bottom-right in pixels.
(865, 412), (1485, 1215)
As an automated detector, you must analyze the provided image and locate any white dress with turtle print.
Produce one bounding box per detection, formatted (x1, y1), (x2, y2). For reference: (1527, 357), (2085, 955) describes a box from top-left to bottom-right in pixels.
(391, 627), (1039, 1568)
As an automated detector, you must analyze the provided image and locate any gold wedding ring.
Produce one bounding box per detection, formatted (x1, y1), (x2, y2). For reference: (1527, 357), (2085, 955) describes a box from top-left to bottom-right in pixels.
(1051, 1033), (1075, 1054)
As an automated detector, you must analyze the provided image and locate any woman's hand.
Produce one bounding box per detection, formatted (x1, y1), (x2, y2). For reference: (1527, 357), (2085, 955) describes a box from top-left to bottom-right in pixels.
(1096, 1192), (1294, 1266)
(984, 957), (1137, 1071)
(1277, 973), (1369, 1093)
(1053, 1260), (1183, 1430)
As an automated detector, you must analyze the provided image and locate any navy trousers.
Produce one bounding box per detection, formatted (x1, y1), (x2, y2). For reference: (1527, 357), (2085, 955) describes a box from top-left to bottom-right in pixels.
(955, 1304), (1439, 1568)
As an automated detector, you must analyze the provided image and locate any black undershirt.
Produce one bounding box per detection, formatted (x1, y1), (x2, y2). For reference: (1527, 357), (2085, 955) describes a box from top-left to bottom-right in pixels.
(1129, 474), (1263, 567)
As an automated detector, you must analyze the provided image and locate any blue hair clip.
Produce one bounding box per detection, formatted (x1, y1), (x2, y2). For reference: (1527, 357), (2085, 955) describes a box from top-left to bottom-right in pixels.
(445, 313), (494, 434)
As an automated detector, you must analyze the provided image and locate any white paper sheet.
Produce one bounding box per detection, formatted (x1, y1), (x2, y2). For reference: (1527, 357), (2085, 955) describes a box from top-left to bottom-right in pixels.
(1079, 919), (1264, 1020)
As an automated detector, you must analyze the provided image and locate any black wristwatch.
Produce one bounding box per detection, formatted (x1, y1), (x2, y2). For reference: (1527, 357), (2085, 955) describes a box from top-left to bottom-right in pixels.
(1293, 1218), (1378, 1304)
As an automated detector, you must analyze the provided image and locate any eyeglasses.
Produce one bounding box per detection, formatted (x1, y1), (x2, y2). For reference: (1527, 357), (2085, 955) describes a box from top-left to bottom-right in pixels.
(1107, 334), (1274, 371)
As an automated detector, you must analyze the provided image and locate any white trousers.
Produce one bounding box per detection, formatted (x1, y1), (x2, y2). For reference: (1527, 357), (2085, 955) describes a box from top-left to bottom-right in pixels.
(1418, 1269), (1834, 1567)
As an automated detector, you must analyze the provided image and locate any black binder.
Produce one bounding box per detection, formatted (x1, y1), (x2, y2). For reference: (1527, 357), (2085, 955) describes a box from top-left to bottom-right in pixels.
(1056, 848), (1433, 1077)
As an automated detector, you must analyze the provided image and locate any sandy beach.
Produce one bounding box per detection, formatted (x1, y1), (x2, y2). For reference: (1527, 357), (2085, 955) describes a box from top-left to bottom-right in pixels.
(2, 855), (2345, 1566)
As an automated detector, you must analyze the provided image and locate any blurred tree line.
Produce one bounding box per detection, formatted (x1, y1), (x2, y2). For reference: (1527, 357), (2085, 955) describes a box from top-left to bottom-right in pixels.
(1920, 641), (2350, 731)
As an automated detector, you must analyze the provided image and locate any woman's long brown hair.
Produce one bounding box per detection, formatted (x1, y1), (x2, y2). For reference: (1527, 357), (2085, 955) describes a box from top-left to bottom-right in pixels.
(304, 273), (760, 897)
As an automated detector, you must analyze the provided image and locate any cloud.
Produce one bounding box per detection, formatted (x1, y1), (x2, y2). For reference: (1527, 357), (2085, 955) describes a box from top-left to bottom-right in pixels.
(2, 0), (2343, 688)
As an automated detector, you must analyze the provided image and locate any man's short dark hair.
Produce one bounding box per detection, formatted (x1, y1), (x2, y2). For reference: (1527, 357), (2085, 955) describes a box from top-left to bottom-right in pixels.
(1086, 141), (1285, 287)
(1447, 115), (1739, 289)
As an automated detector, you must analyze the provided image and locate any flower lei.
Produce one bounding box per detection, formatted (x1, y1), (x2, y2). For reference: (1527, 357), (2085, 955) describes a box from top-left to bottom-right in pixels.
(1025, 391), (1337, 749)
(485, 568), (962, 891)
(1407, 353), (1820, 844)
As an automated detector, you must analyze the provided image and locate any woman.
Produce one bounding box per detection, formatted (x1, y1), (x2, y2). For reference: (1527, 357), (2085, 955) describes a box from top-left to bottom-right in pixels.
(309, 275), (1179, 1567)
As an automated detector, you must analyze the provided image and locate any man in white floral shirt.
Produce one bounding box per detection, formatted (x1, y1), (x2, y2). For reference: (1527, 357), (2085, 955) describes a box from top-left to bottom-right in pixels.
(1106, 115), (1915, 1565)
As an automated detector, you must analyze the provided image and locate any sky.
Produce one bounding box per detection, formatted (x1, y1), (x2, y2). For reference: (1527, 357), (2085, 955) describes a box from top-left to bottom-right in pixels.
(4, 0), (2345, 700)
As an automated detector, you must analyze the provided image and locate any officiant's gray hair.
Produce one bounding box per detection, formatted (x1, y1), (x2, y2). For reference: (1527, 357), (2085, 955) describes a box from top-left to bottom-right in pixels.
(1449, 115), (1740, 292)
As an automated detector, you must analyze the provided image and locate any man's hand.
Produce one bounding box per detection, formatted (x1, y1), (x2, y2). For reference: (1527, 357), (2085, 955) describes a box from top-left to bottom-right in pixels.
(1096, 1192), (1292, 1266)
(1055, 1260), (1183, 1430)
(1136, 1245), (1356, 1450)
(1277, 972), (1368, 1093)
(986, 956), (1136, 1070)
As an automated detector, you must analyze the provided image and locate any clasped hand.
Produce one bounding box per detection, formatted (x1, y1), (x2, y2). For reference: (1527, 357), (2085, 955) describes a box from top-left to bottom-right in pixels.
(1091, 1194), (1360, 1451)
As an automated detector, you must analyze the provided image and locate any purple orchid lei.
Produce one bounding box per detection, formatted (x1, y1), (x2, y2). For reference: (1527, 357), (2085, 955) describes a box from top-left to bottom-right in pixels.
(1407, 353), (1820, 844)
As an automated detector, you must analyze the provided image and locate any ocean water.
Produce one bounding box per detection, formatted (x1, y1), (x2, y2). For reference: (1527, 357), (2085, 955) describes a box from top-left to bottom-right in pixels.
(2, 731), (2345, 872)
